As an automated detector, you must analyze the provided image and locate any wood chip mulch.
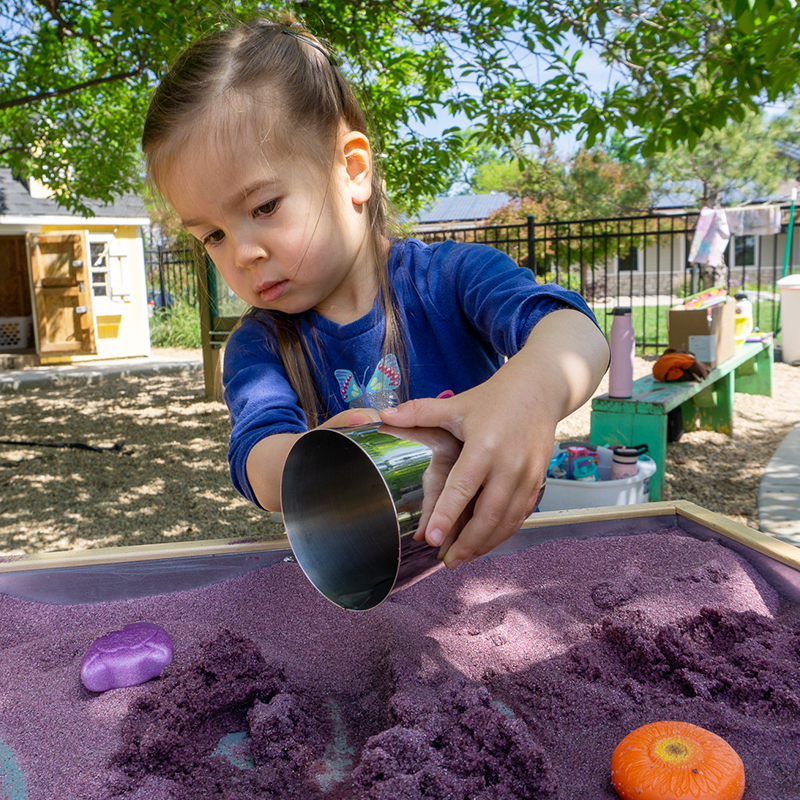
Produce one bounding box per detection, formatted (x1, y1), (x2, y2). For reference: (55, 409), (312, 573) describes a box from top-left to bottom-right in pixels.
(1, 350), (799, 555)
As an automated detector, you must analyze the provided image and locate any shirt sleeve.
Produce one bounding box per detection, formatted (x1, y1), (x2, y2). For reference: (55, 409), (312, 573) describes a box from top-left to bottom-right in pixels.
(222, 314), (309, 507)
(423, 240), (600, 357)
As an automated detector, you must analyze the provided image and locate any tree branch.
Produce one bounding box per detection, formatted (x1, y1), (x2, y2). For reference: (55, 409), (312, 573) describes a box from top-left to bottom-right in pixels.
(0, 67), (143, 111)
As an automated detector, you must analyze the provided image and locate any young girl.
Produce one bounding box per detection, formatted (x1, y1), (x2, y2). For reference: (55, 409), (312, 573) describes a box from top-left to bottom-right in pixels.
(143, 18), (610, 570)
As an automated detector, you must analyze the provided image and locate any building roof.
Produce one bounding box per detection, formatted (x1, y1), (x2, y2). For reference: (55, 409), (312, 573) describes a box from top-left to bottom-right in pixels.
(414, 192), (512, 224)
(651, 179), (794, 212)
(776, 140), (800, 162)
(0, 168), (149, 223)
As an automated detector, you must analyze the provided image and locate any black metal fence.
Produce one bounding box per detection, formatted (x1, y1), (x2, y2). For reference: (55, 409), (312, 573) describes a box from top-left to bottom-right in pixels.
(418, 210), (799, 353)
(144, 247), (198, 310)
(146, 209), (799, 354)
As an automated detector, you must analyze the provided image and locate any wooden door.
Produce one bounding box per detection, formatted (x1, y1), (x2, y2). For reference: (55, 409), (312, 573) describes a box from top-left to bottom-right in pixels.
(27, 232), (97, 355)
(0, 236), (32, 317)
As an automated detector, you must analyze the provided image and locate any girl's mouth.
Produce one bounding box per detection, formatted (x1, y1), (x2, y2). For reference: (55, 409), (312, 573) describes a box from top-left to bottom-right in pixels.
(257, 280), (289, 303)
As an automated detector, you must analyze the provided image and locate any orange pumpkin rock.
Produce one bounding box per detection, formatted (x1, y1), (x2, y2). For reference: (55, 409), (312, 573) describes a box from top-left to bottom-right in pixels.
(611, 720), (745, 800)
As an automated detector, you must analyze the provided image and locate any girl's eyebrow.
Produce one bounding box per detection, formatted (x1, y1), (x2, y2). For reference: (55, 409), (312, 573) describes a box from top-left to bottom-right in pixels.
(181, 180), (279, 229)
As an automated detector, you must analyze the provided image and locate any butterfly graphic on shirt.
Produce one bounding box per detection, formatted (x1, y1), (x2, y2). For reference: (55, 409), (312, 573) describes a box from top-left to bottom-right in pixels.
(334, 354), (401, 411)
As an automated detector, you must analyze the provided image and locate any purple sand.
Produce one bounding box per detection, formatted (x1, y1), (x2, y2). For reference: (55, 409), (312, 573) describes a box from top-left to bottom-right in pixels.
(0, 529), (798, 799)
(81, 622), (174, 692)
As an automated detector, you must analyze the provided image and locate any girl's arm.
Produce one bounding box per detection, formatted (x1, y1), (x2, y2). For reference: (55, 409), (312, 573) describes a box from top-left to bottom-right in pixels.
(379, 307), (610, 568)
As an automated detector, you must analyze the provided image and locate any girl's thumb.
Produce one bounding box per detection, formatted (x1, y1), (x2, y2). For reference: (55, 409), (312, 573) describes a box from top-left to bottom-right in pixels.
(380, 396), (449, 428)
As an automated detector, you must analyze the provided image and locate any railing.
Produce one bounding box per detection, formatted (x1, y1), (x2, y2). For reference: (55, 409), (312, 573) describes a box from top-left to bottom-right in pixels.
(148, 209), (799, 355)
(417, 210), (799, 354)
(144, 247), (198, 310)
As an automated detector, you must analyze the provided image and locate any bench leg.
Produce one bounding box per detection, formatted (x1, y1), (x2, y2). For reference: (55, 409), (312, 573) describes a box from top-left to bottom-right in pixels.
(590, 409), (667, 501)
(734, 346), (773, 397)
(692, 372), (734, 434)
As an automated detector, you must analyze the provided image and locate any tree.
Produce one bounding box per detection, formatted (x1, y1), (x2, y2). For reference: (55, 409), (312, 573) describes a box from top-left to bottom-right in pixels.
(477, 143), (651, 284)
(3, 0), (800, 213)
(471, 142), (651, 222)
(649, 110), (784, 207)
(0, 0), (239, 212)
(765, 98), (800, 183)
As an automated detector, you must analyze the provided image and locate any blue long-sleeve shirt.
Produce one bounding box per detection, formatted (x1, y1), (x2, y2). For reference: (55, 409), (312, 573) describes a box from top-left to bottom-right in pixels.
(223, 237), (598, 506)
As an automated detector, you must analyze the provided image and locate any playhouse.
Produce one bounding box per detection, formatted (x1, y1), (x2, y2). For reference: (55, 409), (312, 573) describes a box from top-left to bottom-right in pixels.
(0, 169), (151, 364)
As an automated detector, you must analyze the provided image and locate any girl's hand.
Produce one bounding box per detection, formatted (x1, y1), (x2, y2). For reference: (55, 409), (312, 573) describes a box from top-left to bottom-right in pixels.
(376, 424), (469, 556)
(378, 309), (609, 568)
(380, 386), (553, 569)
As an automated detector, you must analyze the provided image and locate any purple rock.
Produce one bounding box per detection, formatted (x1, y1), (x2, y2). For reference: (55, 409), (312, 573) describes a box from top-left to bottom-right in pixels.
(81, 622), (173, 692)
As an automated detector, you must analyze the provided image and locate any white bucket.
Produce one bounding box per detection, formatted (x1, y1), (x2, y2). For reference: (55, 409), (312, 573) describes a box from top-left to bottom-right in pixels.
(539, 444), (657, 512)
(778, 274), (800, 366)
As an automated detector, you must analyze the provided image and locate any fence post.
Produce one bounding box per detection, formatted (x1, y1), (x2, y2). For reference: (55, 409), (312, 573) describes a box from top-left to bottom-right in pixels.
(197, 252), (222, 399)
(527, 215), (536, 275)
(157, 246), (167, 310)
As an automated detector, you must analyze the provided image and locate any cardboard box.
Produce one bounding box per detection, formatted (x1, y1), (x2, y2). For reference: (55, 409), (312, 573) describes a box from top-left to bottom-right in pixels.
(667, 299), (736, 368)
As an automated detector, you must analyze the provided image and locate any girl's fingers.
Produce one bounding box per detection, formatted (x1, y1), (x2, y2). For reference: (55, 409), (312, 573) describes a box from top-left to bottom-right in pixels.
(434, 497), (476, 558)
(438, 474), (539, 567)
(422, 446), (490, 550)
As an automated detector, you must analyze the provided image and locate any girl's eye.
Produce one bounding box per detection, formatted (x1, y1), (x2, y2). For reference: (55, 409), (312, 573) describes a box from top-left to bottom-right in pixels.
(201, 230), (224, 247)
(255, 198), (280, 217)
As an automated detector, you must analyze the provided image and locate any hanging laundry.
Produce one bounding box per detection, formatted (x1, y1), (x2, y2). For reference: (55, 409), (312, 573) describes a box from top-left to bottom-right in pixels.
(725, 205), (782, 236)
(688, 207), (730, 266)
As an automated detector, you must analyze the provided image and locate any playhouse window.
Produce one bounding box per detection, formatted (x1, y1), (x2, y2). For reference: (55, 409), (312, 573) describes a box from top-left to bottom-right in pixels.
(90, 241), (109, 297)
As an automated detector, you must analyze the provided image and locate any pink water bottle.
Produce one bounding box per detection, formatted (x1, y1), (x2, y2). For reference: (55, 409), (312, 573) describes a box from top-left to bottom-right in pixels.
(608, 307), (634, 399)
(611, 447), (640, 480)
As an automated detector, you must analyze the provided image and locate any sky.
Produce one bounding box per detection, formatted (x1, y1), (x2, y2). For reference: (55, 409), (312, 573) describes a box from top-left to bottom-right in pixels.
(407, 33), (619, 159)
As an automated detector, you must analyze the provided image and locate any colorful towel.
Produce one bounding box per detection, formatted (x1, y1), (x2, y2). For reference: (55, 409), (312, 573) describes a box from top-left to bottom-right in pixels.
(726, 206), (782, 237)
(688, 207), (730, 266)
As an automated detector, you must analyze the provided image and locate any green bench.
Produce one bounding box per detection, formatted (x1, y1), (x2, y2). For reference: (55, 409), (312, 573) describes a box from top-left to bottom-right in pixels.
(589, 339), (774, 501)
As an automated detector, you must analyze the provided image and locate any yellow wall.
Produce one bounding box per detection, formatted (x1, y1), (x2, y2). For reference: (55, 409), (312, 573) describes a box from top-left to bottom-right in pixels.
(38, 224), (151, 363)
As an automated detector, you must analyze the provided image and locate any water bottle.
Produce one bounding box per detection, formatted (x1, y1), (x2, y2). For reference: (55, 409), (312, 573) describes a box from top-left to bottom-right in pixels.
(734, 292), (754, 340)
(608, 307), (635, 399)
(572, 456), (599, 481)
(734, 292), (753, 319)
(566, 445), (589, 479)
(596, 445), (614, 481)
(610, 444), (649, 480)
(611, 448), (640, 480)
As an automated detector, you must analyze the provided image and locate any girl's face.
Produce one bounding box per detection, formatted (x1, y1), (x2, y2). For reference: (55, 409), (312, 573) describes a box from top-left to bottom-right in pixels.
(161, 123), (378, 323)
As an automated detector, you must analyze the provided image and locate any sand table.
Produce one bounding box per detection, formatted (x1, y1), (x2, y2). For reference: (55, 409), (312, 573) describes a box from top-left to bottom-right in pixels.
(0, 528), (798, 799)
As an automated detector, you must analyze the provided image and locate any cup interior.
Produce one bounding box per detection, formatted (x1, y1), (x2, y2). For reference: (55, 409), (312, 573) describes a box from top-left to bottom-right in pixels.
(281, 429), (400, 610)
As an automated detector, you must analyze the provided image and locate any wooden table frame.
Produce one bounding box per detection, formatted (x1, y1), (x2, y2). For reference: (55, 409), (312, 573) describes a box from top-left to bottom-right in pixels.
(589, 340), (774, 501)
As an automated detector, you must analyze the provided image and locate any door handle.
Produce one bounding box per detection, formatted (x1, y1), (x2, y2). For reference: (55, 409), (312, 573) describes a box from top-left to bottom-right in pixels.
(72, 260), (84, 268)
(76, 306), (88, 314)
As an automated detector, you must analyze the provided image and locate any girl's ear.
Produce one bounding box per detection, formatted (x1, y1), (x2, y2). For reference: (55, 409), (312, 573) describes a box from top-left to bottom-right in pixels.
(340, 131), (373, 206)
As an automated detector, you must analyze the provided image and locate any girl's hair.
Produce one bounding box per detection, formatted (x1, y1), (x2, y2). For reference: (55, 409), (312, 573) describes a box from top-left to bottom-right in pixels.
(142, 17), (403, 427)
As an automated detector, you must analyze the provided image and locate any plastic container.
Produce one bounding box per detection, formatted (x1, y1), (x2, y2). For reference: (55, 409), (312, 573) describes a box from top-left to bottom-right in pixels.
(539, 444), (657, 512)
(777, 275), (800, 366)
(608, 307), (634, 398)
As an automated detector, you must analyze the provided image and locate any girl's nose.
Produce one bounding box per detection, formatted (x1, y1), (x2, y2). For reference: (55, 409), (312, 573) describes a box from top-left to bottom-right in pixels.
(233, 235), (268, 269)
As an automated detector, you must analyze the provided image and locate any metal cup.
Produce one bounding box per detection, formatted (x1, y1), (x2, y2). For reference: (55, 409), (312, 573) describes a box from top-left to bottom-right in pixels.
(281, 423), (463, 611)
(281, 422), (547, 611)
